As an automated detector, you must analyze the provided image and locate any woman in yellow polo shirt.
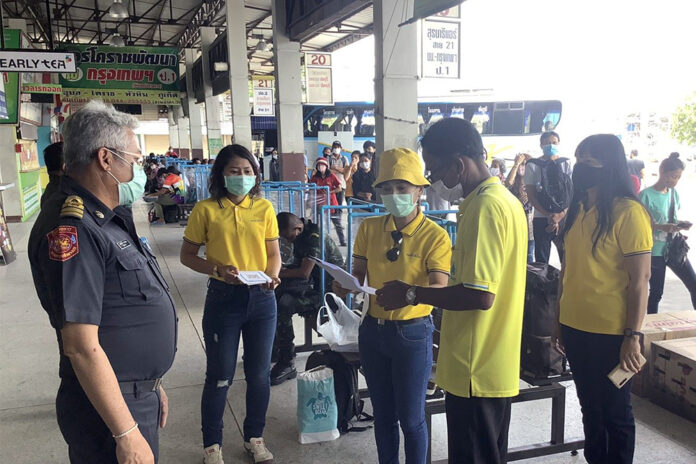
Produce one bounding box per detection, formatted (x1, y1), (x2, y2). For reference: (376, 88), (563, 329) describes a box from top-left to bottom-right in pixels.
(180, 144), (281, 464)
(336, 148), (451, 464)
(556, 134), (652, 464)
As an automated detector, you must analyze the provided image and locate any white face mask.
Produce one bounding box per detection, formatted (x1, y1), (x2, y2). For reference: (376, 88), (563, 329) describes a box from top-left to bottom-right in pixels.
(359, 161), (371, 170)
(489, 167), (500, 177)
(429, 179), (464, 203)
(333, 148), (341, 155)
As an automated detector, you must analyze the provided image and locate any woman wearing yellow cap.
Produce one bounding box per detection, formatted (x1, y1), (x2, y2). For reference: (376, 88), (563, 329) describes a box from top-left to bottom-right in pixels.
(335, 148), (452, 464)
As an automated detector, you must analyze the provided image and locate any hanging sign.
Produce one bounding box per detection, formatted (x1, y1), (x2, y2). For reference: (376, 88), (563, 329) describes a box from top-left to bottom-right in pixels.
(0, 51), (76, 73)
(253, 88), (274, 116)
(59, 45), (180, 105)
(421, 19), (460, 79)
(304, 52), (333, 105)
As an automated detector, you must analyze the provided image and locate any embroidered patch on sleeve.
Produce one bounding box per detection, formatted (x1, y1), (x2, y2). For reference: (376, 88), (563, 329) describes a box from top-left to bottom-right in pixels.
(47, 226), (79, 262)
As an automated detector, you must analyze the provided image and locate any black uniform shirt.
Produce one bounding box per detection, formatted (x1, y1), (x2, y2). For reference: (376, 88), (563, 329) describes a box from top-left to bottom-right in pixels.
(28, 176), (177, 382)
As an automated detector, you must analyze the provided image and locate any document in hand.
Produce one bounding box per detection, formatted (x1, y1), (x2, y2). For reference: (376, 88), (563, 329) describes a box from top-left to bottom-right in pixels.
(311, 258), (376, 295)
(237, 271), (272, 286)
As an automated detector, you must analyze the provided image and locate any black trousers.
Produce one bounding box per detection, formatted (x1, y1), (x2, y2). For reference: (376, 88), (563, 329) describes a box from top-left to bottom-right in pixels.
(445, 393), (512, 464)
(562, 325), (635, 464)
(648, 255), (696, 314)
(56, 379), (161, 463)
(532, 217), (564, 264)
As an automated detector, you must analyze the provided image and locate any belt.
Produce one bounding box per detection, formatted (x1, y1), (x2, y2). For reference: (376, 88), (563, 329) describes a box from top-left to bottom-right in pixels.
(119, 378), (162, 395)
(370, 315), (430, 326)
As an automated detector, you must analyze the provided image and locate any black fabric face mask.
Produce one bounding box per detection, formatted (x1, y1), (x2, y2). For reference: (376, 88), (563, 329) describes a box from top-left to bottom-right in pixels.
(572, 163), (603, 192)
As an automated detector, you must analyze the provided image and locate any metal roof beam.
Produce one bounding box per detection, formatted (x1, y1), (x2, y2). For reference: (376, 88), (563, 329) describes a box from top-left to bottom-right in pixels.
(287, 0), (371, 42)
(320, 23), (373, 52)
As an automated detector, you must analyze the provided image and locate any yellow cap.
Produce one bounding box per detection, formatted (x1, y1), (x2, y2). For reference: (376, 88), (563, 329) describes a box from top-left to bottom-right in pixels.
(373, 148), (430, 188)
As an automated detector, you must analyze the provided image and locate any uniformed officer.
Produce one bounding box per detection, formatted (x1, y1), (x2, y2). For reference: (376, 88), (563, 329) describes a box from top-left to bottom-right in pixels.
(271, 213), (345, 385)
(28, 101), (177, 464)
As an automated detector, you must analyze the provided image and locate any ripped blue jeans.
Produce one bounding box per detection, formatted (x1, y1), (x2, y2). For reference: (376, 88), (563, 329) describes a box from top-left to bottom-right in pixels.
(201, 279), (277, 447)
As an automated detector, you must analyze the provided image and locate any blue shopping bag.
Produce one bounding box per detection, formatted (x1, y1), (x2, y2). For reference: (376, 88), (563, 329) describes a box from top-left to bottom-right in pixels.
(297, 366), (340, 444)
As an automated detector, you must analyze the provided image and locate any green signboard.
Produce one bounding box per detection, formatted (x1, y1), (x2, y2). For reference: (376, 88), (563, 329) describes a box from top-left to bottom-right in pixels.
(59, 44), (180, 105)
(0, 30), (21, 125)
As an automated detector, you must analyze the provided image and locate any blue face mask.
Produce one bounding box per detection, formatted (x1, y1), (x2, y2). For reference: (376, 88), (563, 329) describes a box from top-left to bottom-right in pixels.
(542, 144), (559, 157)
(225, 175), (256, 196)
(107, 150), (146, 207)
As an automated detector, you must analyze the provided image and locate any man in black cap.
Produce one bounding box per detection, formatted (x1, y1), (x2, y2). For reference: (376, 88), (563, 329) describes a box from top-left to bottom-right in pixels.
(29, 100), (177, 464)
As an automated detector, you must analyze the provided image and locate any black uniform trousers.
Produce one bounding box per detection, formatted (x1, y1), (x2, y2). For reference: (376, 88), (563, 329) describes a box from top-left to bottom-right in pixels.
(445, 393), (512, 464)
(56, 379), (161, 463)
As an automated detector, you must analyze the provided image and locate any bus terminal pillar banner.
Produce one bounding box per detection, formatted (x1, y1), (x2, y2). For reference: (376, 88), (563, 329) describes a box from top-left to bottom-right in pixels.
(58, 45), (181, 105)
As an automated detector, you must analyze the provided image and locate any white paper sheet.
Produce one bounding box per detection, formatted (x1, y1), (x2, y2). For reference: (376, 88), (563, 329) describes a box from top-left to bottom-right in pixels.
(237, 271), (272, 286)
(311, 258), (376, 295)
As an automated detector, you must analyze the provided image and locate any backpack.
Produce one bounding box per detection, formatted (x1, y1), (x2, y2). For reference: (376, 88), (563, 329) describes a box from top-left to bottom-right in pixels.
(526, 157), (572, 213)
(305, 350), (372, 433)
(521, 263), (566, 381)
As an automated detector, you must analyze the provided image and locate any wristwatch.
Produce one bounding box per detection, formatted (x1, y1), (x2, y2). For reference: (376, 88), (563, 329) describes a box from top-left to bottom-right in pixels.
(405, 286), (419, 306)
(623, 328), (644, 340)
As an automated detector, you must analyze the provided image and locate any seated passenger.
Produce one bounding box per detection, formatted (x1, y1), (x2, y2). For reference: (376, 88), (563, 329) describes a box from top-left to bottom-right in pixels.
(271, 213), (345, 385)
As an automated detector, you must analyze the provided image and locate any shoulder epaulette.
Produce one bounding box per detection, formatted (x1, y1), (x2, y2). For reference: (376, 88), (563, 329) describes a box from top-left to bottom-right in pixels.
(60, 195), (84, 219)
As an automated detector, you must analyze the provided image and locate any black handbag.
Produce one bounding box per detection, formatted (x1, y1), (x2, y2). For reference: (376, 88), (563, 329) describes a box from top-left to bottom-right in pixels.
(665, 188), (689, 267)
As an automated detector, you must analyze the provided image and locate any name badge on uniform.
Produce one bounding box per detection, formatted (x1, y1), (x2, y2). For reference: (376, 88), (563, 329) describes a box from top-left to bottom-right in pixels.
(116, 240), (131, 250)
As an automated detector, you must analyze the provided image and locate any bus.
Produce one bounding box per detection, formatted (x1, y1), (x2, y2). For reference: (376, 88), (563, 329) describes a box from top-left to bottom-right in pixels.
(302, 99), (563, 165)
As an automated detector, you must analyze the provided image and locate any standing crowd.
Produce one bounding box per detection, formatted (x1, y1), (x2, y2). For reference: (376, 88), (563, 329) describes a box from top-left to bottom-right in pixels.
(28, 100), (694, 464)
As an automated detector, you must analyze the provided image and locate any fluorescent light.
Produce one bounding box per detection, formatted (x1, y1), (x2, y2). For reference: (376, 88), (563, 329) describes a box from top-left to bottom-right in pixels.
(214, 62), (229, 72)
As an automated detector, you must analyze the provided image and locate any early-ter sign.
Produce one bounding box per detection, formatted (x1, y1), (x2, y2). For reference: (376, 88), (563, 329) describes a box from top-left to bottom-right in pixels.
(0, 51), (76, 73)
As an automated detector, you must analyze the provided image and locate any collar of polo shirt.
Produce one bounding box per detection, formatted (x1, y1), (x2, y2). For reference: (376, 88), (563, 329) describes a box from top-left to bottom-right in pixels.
(383, 209), (426, 237)
(218, 195), (253, 209)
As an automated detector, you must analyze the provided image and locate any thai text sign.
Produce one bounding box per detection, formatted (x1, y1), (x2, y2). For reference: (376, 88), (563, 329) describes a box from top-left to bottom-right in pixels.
(0, 51), (76, 73)
(59, 45), (179, 105)
(22, 83), (62, 94)
(253, 88), (274, 116)
(422, 19), (460, 79)
(61, 88), (181, 105)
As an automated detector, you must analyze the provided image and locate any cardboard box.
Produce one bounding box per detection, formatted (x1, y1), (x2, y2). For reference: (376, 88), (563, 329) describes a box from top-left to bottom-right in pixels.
(631, 312), (696, 397)
(649, 338), (696, 422)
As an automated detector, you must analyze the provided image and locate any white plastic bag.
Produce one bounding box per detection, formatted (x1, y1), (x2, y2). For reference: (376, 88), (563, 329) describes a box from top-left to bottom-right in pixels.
(316, 292), (360, 352)
(297, 366), (340, 444)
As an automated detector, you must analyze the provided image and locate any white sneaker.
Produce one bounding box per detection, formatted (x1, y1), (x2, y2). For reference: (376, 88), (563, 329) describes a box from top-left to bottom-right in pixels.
(203, 444), (224, 464)
(244, 437), (274, 464)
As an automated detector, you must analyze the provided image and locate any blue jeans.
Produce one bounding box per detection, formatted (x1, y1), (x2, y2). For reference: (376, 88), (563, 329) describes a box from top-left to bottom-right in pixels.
(359, 315), (434, 464)
(201, 279), (277, 447)
(562, 325), (635, 464)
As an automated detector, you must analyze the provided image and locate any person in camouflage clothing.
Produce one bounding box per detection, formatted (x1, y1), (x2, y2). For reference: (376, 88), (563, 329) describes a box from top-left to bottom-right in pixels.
(271, 213), (345, 385)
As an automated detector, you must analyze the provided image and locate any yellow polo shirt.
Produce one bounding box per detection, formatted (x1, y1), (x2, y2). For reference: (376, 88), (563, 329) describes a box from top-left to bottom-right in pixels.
(353, 210), (452, 320)
(436, 177), (528, 398)
(560, 198), (652, 335)
(184, 195), (279, 281)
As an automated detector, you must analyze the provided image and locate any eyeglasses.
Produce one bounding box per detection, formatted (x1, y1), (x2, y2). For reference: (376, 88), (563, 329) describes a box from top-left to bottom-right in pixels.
(386, 230), (403, 262)
(106, 147), (144, 166)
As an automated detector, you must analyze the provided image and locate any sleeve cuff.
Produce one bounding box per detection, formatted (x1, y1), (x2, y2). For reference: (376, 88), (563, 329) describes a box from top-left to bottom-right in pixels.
(461, 280), (498, 294)
(183, 237), (203, 246)
(352, 254), (367, 260)
(623, 249), (651, 257)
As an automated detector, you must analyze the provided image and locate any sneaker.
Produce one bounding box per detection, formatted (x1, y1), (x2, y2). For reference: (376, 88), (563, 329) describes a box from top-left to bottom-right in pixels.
(244, 438), (274, 464)
(203, 444), (224, 464)
(270, 362), (297, 386)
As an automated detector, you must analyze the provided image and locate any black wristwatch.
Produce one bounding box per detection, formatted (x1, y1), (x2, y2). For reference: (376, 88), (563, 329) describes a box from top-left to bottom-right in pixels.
(623, 328), (644, 340)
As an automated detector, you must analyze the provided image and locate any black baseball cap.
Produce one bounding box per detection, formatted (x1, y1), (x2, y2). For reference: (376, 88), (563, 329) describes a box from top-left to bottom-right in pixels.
(332, 140), (342, 148)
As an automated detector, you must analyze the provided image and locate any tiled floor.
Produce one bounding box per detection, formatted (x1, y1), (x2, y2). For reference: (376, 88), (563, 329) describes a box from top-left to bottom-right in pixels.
(1, 199), (695, 464)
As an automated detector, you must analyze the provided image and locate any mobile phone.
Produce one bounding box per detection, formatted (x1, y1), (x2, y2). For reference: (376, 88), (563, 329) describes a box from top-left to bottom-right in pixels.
(607, 353), (646, 389)
(677, 221), (692, 230)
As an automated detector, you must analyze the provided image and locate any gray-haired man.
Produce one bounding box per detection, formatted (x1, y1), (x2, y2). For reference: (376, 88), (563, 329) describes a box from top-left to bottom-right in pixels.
(28, 101), (177, 463)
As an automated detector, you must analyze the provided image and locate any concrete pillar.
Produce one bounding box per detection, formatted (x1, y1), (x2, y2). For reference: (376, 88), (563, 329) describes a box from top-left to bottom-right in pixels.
(201, 27), (223, 158)
(272, 0), (304, 155)
(175, 107), (191, 159)
(225, 0), (252, 148)
(184, 48), (205, 158)
(374, 0), (419, 156)
(168, 109), (179, 152)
